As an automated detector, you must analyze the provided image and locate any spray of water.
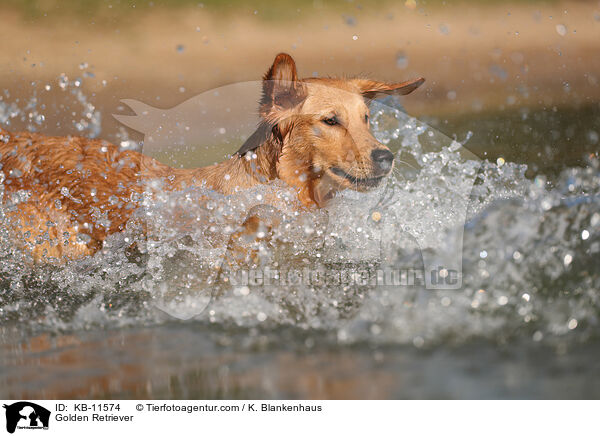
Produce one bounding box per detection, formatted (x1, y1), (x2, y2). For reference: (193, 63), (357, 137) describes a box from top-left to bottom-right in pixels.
(0, 78), (598, 350)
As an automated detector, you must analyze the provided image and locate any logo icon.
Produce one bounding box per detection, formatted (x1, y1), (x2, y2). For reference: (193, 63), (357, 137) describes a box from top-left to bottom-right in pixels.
(3, 402), (50, 434)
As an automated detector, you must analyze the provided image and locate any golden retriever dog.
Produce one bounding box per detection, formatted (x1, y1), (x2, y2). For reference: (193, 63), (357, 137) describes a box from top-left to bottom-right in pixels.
(0, 53), (424, 262)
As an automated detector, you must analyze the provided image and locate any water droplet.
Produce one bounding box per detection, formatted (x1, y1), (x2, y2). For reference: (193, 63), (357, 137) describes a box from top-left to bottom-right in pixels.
(568, 318), (578, 330)
(58, 73), (69, 90)
(352, 35), (359, 41)
(176, 44), (185, 53)
(489, 64), (508, 81)
(343, 15), (356, 26)
(412, 336), (424, 347)
(581, 230), (589, 240)
(120, 140), (136, 149)
(370, 324), (381, 335)
(555, 24), (567, 36)
(563, 253), (573, 266)
(534, 175), (546, 188)
(396, 51), (408, 69)
(76, 233), (91, 244)
(496, 157), (505, 166)
(541, 198), (552, 210)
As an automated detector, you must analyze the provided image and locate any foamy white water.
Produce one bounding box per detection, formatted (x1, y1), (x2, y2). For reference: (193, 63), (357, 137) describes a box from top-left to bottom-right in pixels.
(0, 79), (599, 353)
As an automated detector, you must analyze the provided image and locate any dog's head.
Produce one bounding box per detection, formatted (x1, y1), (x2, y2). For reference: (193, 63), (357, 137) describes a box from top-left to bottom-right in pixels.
(237, 53), (424, 207)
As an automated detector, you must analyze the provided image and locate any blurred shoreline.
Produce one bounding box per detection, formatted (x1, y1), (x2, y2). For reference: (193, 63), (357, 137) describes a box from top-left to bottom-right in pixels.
(1, 1), (599, 140)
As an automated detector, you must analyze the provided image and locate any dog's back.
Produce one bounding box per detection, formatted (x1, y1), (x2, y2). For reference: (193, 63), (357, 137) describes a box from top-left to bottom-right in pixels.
(0, 128), (171, 260)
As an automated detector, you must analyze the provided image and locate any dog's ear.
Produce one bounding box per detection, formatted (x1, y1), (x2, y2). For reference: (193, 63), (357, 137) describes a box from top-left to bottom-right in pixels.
(260, 53), (306, 116)
(237, 54), (303, 156)
(352, 77), (425, 101)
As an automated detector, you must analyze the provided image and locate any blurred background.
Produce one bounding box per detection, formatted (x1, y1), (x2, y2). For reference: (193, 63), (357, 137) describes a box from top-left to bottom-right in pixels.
(1, 0), (599, 174)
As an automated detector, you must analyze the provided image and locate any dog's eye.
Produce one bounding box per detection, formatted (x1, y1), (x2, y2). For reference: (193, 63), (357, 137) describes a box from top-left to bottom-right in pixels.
(322, 116), (338, 126)
(364, 114), (369, 123)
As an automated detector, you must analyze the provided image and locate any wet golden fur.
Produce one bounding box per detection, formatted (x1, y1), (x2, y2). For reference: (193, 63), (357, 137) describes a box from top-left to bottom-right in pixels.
(0, 53), (423, 262)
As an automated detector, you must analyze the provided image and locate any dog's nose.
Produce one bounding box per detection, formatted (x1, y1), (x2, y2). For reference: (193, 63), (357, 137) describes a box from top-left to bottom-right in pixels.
(371, 149), (394, 171)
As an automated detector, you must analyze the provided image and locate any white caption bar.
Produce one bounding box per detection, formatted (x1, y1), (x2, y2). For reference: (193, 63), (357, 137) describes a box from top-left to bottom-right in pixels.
(0, 400), (597, 435)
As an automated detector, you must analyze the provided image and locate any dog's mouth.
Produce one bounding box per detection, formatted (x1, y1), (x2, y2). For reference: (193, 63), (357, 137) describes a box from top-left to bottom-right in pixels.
(329, 167), (387, 189)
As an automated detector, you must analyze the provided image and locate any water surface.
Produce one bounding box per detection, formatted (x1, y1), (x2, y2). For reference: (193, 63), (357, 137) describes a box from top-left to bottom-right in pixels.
(1, 87), (599, 399)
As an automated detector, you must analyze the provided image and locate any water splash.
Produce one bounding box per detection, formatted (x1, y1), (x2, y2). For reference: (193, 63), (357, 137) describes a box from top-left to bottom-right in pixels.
(0, 73), (101, 137)
(0, 80), (599, 351)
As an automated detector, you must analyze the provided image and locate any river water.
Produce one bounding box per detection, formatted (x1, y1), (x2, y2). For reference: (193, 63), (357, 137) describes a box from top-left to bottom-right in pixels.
(1, 82), (599, 399)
